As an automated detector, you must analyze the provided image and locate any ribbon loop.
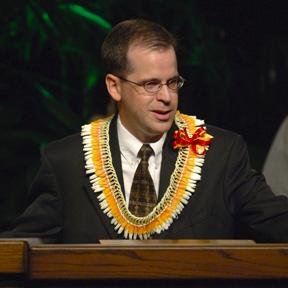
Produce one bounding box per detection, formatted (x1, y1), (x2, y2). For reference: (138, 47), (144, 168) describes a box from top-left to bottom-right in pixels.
(173, 127), (213, 155)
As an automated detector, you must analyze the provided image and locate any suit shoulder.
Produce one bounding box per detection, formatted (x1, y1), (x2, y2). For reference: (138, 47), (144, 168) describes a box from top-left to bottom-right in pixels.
(45, 133), (81, 150)
(206, 124), (243, 140)
(43, 133), (83, 162)
(205, 124), (247, 154)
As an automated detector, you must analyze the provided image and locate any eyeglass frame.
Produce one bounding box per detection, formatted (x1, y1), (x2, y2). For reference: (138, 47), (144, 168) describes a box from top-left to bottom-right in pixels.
(114, 74), (185, 93)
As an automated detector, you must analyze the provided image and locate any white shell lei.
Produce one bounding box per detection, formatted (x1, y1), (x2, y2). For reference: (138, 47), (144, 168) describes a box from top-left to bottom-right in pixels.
(81, 112), (208, 239)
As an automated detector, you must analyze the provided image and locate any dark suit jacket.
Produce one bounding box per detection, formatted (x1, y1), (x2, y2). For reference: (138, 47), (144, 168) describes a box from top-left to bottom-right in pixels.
(5, 116), (288, 243)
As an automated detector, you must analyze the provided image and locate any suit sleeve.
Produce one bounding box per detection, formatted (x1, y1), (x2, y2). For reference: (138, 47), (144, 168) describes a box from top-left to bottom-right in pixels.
(225, 134), (288, 242)
(1, 149), (63, 243)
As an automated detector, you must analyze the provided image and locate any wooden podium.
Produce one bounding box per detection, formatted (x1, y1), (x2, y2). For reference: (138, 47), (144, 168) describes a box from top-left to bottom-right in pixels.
(1, 239), (288, 287)
(0, 240), (27, 274)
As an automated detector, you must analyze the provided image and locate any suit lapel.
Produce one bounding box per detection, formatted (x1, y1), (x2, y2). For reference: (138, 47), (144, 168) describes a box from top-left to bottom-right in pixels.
(109, 115), (126, 197)
(158, 123), (179, 200)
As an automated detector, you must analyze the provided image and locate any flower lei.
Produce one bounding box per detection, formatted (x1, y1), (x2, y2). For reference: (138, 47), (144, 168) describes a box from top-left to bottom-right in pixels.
(81, 111), (213, 239)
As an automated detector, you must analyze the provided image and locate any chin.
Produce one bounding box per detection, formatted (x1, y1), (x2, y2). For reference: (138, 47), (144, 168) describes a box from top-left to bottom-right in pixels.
(154, 122), (173, 135)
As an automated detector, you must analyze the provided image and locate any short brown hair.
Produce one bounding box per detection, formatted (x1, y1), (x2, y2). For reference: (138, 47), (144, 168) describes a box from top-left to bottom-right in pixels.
(101, 19), (177, 76)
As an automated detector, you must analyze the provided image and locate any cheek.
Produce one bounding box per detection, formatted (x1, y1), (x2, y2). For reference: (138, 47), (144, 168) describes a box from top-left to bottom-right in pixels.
(121, 96), (149, 119)
(131, 96), (151, 110)
(175, 96), (178, 107)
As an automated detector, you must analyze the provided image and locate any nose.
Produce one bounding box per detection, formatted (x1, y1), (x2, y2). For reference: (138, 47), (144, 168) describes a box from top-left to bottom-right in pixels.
(156, 84), (173, 103)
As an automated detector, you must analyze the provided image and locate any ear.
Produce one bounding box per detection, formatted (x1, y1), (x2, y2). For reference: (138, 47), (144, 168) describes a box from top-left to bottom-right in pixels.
(105, 74), (122, 102)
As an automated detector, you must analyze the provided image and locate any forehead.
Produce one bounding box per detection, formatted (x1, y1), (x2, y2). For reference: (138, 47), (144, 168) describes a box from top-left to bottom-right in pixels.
(126, 44), (178, 77)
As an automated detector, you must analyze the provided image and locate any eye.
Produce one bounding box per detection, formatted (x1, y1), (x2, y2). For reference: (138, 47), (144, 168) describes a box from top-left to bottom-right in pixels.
(167, 77), (180, 89)
(144, 80), (161, 91)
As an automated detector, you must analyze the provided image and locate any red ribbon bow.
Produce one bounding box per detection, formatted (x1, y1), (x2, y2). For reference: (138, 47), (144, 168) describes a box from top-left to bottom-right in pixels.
(172, 127), (213, 155)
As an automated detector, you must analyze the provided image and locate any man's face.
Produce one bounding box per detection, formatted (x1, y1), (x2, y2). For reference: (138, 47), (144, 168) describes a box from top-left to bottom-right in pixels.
(115, 45), (179, 143)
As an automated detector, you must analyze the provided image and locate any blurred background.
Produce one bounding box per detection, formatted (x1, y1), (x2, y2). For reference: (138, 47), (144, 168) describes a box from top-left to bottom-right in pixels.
(1, 0), (287, 230)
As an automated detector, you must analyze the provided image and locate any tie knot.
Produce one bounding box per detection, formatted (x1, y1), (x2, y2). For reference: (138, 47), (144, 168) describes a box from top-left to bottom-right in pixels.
(138, 144), (154, 161)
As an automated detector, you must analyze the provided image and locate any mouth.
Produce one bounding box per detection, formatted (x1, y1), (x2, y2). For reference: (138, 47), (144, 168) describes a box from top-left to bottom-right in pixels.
(152, 110), (172, 121)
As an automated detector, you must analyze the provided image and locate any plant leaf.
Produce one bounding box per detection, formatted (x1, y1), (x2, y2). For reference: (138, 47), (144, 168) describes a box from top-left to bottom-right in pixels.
(60, 4), (112, 31)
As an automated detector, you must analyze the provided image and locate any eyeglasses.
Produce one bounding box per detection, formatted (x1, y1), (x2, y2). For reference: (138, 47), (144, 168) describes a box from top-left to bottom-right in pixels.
(116, 75), (185, 93)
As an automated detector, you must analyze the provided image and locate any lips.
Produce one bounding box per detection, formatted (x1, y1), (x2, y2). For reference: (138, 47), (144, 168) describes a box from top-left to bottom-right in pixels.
(152, 110), (171, 121)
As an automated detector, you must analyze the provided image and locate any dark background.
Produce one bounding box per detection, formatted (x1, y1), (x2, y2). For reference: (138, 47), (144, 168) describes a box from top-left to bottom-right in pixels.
(1, 0), (287, 230)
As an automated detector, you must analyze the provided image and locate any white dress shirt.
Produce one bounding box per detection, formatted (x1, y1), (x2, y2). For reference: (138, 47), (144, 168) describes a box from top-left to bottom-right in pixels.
(117, 116), (166, 203)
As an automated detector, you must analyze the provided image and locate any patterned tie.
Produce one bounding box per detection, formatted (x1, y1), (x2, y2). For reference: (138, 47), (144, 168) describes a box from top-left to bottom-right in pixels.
(128, 144), (157, 217)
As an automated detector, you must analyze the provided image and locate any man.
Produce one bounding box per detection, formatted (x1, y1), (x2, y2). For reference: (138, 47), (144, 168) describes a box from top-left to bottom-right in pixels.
(3, 19), (288, 243)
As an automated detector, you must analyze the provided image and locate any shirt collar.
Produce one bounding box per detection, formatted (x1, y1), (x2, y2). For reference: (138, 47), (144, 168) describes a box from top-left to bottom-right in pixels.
(117, 116), (166, 163)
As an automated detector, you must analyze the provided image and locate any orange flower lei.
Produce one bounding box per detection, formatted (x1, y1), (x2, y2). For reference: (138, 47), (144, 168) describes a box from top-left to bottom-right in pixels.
(81, 111), (213, 239)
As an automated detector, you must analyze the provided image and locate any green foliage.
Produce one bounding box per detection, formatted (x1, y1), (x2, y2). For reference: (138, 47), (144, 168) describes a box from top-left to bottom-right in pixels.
(0, 0), (114, 226)
(60, 3), (112, 30)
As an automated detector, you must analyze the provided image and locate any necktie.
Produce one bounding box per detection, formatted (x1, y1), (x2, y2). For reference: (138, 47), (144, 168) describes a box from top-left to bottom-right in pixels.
(128, 144), (157, 217)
